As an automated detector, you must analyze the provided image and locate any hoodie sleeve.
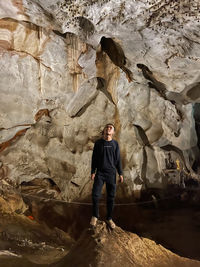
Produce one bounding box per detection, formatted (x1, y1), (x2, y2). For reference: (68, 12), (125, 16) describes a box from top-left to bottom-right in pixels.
(91, 141), (98, 174)
(115, 142), (123, 175)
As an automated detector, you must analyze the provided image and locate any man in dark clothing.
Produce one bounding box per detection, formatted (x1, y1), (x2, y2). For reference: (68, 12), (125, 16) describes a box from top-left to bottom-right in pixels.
(90, 123), (123, 229)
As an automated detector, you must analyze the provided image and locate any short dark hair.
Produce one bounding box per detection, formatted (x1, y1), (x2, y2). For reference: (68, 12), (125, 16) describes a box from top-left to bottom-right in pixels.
(104, 123), (115, 131)
(101, 123), (115, 135)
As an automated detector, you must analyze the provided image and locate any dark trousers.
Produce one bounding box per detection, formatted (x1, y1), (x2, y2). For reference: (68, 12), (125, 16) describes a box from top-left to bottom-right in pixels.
(92, 173), (116, 220)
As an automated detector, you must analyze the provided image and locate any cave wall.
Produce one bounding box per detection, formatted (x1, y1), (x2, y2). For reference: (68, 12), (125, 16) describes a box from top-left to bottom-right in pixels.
(0, 0), (200, 200)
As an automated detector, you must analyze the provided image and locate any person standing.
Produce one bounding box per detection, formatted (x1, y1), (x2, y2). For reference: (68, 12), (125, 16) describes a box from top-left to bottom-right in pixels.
(90, 123), (123, 229)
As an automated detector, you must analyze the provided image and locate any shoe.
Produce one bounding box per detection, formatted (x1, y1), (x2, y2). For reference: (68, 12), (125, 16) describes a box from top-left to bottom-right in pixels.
(90, 216), (97, 227)
(106, 219), (116, 229)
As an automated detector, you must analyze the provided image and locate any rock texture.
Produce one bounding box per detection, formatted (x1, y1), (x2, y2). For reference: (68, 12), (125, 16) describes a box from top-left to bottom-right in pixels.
(1, 207), (200, 267)
(0, 212), (74, 267)
(0, 0), (200, 201)
(53, 221), (200, 267)
(0, 179), (74, 267)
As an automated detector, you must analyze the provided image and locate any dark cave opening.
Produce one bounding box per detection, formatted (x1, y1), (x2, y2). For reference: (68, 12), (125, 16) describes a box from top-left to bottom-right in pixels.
(192, 103), (200, 172)
(100, 36), (133, 82)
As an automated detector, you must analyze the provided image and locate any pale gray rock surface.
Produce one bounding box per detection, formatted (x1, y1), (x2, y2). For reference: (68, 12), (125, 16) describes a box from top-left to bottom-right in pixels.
(0, 0), (200, 200)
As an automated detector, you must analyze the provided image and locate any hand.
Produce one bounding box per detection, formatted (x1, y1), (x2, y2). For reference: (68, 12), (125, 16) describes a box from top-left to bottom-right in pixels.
(91, 173), (96, 181)
(119, 175), (123, 183)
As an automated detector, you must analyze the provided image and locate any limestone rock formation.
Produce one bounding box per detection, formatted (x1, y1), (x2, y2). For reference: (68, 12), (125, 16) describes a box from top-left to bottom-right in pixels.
(0, 0), (200, 202)
(0, 194), (74, 266)
(53, 221), (200, 267)
(0, 213), (74, 267)
(1, 214), (200, 267)
(0, 178), (27, 214)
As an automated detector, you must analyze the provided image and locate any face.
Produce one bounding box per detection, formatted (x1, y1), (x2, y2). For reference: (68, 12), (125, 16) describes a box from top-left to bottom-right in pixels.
(103, 124), (115, 136)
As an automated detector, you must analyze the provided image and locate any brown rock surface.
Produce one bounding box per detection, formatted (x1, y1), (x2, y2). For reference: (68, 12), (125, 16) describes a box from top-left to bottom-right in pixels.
(0, 211), (74, 266)
(53, 221), (200, 267)
(0, 182), (200, 267)
(0, 179), (27, 214)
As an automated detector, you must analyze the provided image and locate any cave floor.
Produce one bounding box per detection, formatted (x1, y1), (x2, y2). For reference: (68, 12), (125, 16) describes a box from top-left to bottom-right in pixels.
(114, 204), (200, 261)
(0, 200), (200, 265)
